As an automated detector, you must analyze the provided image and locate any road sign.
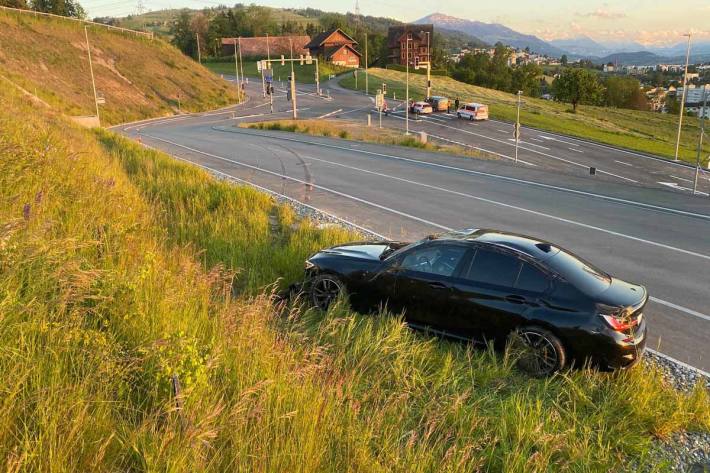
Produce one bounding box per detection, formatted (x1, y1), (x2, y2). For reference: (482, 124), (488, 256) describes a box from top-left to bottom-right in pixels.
(96, 91), (106, 105)
(375, 91), (384, 110)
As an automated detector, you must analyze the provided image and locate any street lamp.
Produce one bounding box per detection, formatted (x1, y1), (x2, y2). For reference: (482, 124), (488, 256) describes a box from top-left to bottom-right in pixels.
(406, 36), (411, 135)
(674, 33), (692, 162)
(515, 90), (523, 164)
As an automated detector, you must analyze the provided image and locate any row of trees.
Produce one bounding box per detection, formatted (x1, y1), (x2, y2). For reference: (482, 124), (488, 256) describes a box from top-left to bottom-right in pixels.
(0, 0), (85, 18)
(450, 44), (544, 97)
(552, 68), (650, 112)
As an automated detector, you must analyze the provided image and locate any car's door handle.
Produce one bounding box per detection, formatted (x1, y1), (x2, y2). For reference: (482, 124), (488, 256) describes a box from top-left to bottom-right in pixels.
(505, 295), (527, 304)
(428, 281), (448, 290)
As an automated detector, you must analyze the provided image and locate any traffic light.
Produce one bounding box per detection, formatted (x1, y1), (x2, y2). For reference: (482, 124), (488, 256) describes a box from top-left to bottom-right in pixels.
(414, 56), (419, 69)
(382, 83), (387, 94)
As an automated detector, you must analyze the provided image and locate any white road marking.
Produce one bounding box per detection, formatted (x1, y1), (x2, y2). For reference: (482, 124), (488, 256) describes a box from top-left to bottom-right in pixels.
(569, 147), (584, 153)
(506, 138), (550, 150)
(497, 129), (510, 133)
(142, 138), (710, 373)
(670, 175), (693, 183)
(615, 160), (633, 167)
(529, 138), (544, 143)
(425, 133), (537, 166)
(217, 126), (710, 221)
(402, 113), (638, 183)
(646, 349), (710, 378)
(142, 134), (452, 231)
(158, 132), (710, 263)
(650, 297), (710, 322)
(658, 181), (709, 196)
(539, 135), (579, 146)
(317, 108), (343, 119)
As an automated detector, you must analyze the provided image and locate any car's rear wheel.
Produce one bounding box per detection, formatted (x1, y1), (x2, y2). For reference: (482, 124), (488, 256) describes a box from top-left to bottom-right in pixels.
(513, 327), (566, 377)
(309, 273), (345, 311)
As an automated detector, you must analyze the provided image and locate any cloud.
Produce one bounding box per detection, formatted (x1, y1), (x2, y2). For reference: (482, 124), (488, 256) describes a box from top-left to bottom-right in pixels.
(577, 8), (626, 20)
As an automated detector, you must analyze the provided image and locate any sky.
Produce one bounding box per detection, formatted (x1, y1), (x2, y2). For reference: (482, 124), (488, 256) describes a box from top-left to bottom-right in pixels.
(84, 0), (710, 46)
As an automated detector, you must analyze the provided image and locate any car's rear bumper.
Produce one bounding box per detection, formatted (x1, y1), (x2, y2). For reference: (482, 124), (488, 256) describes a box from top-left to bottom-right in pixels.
(596, 319), (648, 370)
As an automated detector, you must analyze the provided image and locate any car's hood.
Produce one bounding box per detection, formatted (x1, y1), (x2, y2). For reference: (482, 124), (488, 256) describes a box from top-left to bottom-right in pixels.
(597, 277), (647, 308)
(318, 241), (405, 261)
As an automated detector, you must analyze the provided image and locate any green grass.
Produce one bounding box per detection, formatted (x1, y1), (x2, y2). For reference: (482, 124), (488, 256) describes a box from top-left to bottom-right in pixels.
(0, 8), (240, 125)
(1, 84), (709, 472)
(205, 60), (349, 85)
(243, 119), (492, 159)
(340, 68), (709, 164)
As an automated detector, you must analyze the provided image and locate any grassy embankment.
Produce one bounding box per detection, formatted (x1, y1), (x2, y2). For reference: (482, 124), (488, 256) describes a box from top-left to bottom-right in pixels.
(340, 68), (709, 164)
(2, 84), (709, 471)
(242, 119), (493, 160)
(0, 8), (240, 125)
(205, 60), (348, 85)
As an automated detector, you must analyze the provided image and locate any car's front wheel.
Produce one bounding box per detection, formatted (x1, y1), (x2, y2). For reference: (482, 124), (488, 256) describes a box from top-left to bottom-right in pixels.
(512, 327), (566, 377)
(309, 273), (345, 311)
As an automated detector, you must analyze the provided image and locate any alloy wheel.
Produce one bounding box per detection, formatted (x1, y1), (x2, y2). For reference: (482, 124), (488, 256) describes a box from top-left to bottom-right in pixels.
(518, 330), (560, 376)
(311, 276), (343, 311)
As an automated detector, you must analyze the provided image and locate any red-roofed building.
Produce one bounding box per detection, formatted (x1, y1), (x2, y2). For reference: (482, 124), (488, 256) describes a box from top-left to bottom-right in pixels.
(305, 28), (360, 68)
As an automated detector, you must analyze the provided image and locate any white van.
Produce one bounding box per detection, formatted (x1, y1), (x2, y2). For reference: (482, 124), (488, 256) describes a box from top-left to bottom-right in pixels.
(457, 103), (489, 121)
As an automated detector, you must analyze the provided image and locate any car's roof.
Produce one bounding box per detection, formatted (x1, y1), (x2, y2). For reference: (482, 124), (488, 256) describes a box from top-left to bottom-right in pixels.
(464, 103), (487, 107)
(430, 228), (560, 261)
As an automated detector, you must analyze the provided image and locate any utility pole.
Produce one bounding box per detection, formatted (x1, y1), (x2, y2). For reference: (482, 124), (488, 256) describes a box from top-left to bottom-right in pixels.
(675, 33), (692, 162)
(238, 37), (244, 88)
(692, 87), (707, 195)
(232, 38), (242, 103)
(314, 58), (321, 96)
(515, 90), (523, 164)
(365, 32), (368, 95)
(84, 26), (100, 127)
(196, 33), (201, 63)
(289, 38), (297, 119)
(405, 36), (411, 135)
(424, 31), (431, 99)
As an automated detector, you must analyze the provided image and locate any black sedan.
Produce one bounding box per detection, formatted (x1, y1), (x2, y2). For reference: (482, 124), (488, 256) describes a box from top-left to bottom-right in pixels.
(303, 228), (648, 376)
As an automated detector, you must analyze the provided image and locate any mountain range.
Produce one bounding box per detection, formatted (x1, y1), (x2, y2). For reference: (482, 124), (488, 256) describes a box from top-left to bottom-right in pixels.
(416, 13), (565, 57)
(417, 12), (710, 65)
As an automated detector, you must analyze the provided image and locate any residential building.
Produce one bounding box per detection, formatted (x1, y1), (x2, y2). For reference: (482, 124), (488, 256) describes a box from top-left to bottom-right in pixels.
(304, 28), (360, 68)
(672, 85), (710, 118)
(221, 35), (310, 57)
(387, 24), (433, 66)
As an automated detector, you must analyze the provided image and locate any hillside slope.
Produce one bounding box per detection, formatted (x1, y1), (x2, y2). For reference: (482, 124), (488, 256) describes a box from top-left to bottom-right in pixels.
(1, 72), (710, 472)
(341, 68), (707, 162)
(0, 9), (239, 125)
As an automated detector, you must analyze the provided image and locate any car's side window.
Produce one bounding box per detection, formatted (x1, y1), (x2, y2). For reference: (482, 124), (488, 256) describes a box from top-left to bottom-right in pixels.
(465, 248), (521, 287)
(400, 245), (467, 277)
(515, 263), (549, 293)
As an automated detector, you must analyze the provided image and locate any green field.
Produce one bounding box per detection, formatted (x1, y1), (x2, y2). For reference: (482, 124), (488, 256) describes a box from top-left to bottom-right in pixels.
(340, 68), (708, 164)
(2, 76), (709, 471)
(205, 60), (348, 85)
(0, 9), (240, 125)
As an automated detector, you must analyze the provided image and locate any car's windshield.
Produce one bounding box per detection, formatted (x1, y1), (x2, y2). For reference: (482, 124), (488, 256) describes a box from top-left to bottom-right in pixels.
(382, 239), (425, 261)
(545, 250), (611, 295)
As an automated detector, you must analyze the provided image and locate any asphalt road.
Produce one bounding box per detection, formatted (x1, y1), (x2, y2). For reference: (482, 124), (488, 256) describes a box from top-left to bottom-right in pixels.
(113, 79), (710, 373)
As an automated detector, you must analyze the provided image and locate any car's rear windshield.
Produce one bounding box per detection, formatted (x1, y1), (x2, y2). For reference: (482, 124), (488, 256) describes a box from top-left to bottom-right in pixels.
(545, 250), (611, 295)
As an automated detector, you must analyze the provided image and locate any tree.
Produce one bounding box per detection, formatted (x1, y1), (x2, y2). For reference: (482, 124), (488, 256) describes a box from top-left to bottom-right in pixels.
(512, 63), (543, 97)
(561, 54), (568, 66)
(29, 0), (85, 18)
(604, 76), (648, 110)
(552, 68), (602, 112)
(0, 0), (28, 8)
(171, 10), (197, 58)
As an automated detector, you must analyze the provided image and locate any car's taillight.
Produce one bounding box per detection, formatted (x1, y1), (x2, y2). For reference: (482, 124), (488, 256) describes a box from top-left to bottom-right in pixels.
(597, 304), (637, 331)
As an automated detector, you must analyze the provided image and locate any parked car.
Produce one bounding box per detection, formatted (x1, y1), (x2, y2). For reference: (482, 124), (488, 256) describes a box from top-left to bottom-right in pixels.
(457, 103), (489, 121)
(425, 96), (450, 112)
(410, 101), (433, 115)
(302, 228), (648, 376)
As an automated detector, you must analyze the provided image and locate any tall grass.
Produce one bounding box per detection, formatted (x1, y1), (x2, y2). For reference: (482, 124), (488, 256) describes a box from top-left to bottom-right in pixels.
(1, 86), (709, 472)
